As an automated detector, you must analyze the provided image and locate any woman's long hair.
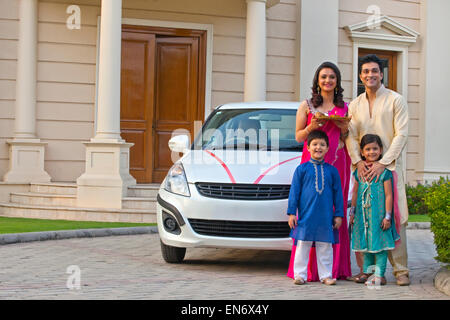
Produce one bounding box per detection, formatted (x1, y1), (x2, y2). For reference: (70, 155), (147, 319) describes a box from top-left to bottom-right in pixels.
(311, 61), (345, 108)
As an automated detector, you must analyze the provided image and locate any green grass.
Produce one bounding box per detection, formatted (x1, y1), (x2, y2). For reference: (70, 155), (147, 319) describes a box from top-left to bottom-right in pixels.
(0, 214), (429, 235)
(0, 216), (156, 234)
(408, 214), (431, 222)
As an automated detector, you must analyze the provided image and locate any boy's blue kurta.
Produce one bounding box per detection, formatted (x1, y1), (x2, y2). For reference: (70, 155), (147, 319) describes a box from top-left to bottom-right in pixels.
(287, 160), (344, 244)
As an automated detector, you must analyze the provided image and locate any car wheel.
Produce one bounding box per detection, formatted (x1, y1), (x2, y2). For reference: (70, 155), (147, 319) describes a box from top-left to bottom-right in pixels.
(160, 240), (186, 263)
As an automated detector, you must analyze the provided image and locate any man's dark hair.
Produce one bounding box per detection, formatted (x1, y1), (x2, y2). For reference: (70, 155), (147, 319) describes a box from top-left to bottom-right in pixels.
(307, 130), (329, 147)
(358, 54), (383, 75)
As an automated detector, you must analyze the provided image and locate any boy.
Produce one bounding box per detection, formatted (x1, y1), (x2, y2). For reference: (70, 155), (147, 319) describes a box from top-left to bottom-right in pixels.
(287, 130), (344, 285)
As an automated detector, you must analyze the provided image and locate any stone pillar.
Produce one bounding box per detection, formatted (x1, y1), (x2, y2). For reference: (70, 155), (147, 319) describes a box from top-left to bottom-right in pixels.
(244, 0), (266, 102)
(76, 0), (136, 209)
(3, 0), (51, 183)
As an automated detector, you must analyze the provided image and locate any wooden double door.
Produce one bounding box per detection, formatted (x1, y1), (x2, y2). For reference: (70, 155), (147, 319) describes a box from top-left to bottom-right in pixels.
(120, 25), (206, 183)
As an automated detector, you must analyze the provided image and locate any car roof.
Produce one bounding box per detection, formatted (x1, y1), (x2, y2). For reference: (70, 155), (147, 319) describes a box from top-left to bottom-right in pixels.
(216, 101), (300, 110)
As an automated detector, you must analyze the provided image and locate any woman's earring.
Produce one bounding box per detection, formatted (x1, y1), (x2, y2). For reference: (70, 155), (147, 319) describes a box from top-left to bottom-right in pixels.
(317, 86), (321, 94)
(335, 87), (338, 95)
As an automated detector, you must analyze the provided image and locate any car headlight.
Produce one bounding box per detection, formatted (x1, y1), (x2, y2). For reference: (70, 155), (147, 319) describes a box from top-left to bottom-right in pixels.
(164, 162), (190, 197)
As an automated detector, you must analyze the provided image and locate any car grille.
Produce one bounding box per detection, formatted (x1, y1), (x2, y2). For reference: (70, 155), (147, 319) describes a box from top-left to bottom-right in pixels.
(195, 183), (291, 200)
(188, 219), (291, 238)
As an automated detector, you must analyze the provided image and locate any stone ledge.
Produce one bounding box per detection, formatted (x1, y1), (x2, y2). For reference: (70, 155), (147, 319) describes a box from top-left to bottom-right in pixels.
(434, 267), (450, 296)
(406, 222), (431, 229)
(0, 226), (158, 245)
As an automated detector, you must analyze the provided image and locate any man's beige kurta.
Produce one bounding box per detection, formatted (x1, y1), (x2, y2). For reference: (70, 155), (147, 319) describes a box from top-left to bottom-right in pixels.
(346, 85), (409, 224)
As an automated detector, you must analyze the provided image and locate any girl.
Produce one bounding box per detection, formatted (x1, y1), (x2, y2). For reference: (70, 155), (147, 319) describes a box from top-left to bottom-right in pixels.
(349, 134), (400, 285)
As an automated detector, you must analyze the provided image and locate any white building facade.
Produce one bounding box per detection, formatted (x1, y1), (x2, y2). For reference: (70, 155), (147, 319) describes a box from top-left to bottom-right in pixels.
(0, 0), (448, 221)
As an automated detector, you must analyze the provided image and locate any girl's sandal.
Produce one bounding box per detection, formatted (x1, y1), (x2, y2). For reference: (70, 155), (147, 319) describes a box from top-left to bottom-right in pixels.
(354, 273), (370, 283)
(365, 276), (387, 286)
(347, 272), (365, 282)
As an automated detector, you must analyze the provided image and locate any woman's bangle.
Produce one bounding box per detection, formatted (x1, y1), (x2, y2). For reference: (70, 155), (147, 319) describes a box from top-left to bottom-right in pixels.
(305, 125), (311, 134)
(385, 212), (392, 220)
(349, 206), (355, 216)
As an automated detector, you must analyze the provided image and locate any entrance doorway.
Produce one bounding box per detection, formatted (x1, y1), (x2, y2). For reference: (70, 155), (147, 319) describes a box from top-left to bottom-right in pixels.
(358, 48), (398, 96)
(120, 25), (206, 183)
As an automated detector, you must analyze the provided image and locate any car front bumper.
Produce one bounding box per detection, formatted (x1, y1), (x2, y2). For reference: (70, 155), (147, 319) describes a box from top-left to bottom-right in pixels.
(157, 185), (292, 251)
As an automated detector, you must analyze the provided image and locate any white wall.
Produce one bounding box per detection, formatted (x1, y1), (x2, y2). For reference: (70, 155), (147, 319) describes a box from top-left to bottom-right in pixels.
(298, 0), (339, 101)
(421, 0), (450, 181)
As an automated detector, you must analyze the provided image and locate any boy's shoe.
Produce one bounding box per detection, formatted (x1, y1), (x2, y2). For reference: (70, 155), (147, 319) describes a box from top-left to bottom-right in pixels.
(293, 276), (306, 285)
(321, 278), (336, 285)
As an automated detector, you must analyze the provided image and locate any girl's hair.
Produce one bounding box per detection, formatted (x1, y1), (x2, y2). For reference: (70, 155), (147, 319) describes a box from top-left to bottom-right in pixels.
(360, 134), (383, 161)
(311, 61), (345, 109)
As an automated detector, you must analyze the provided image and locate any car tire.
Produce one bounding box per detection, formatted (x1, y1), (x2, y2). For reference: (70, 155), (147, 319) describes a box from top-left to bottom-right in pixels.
(160, 240), (186, 263)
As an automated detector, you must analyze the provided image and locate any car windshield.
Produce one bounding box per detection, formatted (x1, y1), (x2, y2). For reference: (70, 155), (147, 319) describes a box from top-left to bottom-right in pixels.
(193, 108), (303, 152)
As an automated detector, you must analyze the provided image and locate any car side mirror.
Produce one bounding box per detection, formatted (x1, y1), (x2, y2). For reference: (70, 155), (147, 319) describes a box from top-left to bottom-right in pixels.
(168, 135), (190, 154)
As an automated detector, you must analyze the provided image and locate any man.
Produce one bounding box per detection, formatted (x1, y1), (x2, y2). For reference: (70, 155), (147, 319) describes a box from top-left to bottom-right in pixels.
(345, 54), (410, 286)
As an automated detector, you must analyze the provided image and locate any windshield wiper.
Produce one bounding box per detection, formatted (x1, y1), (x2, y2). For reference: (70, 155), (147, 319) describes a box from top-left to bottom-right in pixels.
(277, 145), (302, 151)
(220, 142), (268, 150)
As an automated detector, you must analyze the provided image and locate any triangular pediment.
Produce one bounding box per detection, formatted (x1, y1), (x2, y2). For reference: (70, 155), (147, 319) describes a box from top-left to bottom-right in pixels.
(345, 15), (419, 44)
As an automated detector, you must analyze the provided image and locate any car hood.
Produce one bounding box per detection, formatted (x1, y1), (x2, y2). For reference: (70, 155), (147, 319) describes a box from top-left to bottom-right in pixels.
(180, 149), (302, 185)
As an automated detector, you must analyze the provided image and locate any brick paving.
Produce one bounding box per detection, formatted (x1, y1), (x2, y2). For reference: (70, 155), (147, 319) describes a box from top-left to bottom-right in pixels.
(0, 229), (448, 300)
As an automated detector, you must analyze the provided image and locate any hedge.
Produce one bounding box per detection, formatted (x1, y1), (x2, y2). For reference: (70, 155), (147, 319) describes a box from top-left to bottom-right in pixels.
(423, 177), (449, 265)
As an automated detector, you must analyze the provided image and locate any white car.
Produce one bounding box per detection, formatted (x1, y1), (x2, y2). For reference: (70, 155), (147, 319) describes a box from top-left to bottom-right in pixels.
(156, 101), (303, 263)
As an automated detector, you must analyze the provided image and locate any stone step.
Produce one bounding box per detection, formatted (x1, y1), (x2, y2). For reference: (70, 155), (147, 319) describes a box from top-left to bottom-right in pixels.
(127, 184), (160, 197)
(0, 202), (156, 223)
(30, 182), (77, 195)
(122, 197), (157, 210)
(10, 192), (77, 207)
(11, 192), (157, 210)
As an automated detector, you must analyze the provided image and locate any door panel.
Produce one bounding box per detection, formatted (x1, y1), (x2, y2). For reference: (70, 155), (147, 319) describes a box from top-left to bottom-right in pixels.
(120, 31), (155, 183)
(358, 49), (397, 96)
(153, 37), (199, 182)
(120, 26), (206, 183)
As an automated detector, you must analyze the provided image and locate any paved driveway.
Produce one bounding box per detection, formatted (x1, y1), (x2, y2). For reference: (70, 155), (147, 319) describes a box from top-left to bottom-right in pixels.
(0, 229), (448, 300)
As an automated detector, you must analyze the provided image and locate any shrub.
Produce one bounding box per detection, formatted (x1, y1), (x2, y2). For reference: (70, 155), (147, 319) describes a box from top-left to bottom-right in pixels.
(406, 183), (429, 215)
(406, 177), (449, 215)
(423, 177), (449, 265)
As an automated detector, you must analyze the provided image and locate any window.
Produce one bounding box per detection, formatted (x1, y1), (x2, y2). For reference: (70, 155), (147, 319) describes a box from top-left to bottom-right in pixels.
(358, 49), (397, 96)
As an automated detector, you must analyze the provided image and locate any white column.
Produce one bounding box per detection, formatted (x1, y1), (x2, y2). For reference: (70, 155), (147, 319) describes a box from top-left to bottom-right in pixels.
(419, 0), (450, 182)
(244, 0), (266, 102)
(15, 0), (37, 139)
(3, 0), (51, 183)
(95, 0), (123, 141)
(297, 0), (338, 101)
(77, 0), (136, 209)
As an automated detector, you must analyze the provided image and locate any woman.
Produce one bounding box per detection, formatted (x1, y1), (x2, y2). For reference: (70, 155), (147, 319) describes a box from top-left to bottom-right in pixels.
(287, 62), (352, 282)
